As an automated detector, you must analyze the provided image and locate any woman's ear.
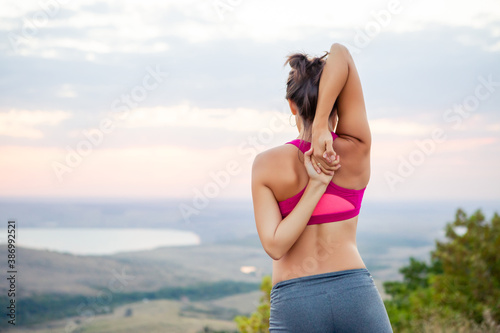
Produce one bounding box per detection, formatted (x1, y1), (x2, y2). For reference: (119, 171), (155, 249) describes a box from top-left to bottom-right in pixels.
(288, 99), (298, 115)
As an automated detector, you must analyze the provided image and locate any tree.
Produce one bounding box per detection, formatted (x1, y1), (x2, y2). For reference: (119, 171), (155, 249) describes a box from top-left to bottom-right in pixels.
(383, 256), (443, 331)
(383, 208), (500, 330)
(431, 209), (500, 323)
(234, 275), (271, 333)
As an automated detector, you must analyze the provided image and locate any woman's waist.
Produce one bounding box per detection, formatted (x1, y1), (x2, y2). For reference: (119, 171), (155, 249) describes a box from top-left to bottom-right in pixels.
(272, 242), (365, 286)
(287, 228), (359, 259)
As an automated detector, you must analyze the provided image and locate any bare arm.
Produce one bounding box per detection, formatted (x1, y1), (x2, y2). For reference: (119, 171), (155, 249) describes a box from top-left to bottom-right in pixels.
(312, 43), (371, 168)
(252, 149), (338, 260)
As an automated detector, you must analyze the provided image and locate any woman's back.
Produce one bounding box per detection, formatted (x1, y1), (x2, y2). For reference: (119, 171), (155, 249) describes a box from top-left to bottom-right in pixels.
(254, 130), (370, 285)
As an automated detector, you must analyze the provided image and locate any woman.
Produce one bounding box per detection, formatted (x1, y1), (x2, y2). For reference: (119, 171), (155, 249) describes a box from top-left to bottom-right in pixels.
(251, 43), (393, 332)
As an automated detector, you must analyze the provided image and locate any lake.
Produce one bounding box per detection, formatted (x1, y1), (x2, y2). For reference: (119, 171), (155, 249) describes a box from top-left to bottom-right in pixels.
(0, 227), (201, 255)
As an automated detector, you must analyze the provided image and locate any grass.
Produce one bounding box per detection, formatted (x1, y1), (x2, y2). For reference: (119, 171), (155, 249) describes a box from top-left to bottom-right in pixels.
(3, 292), (260, 333)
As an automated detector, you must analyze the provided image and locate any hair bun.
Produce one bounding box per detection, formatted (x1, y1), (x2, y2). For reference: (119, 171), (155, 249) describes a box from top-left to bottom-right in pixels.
(286, 53), (308, 69)
(285, 53), (310, 82)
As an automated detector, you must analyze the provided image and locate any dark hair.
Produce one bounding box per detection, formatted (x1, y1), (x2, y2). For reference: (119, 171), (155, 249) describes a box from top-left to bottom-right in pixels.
(284, 52), (329, 139)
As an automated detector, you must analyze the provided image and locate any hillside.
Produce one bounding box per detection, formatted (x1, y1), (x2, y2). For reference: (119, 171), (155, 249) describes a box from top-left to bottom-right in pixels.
(0, 239), (271, 298)
(3, 296), (256, 333)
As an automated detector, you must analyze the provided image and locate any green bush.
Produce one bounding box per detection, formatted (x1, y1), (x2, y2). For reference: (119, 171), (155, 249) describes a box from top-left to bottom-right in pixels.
(234, 275), (271, 333)
(383, 208), (500, 331)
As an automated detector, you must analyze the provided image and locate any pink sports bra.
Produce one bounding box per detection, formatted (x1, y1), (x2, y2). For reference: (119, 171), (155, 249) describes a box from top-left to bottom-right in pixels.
(278, 132), (366, 225)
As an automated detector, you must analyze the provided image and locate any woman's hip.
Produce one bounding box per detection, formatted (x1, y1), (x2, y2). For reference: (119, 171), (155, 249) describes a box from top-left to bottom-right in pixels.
(269, 268), (393, 332)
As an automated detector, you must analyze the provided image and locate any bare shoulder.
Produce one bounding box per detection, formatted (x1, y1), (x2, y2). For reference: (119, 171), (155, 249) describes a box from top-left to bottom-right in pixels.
(252, 145), (298, 186)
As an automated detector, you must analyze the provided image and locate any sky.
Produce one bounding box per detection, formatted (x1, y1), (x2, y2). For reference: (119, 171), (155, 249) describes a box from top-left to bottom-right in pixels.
(0, 0), (499, 203)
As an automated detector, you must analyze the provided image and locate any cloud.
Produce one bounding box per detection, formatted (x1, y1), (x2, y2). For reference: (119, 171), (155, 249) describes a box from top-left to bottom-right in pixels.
(371, 118), (433, 136)
(487, 122), (500, 131)
(118, 103), (293, 133)
(0, 109), (70, 139)
(438, 137), (497, 153)
(5, 0), (500, 57)
(0, 0), (498, 201)
(0, 144), (249, 198)
(56, 84), (78, 98)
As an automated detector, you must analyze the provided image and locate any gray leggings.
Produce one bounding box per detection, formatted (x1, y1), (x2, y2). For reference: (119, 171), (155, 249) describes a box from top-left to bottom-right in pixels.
(269, 268), (393, 332)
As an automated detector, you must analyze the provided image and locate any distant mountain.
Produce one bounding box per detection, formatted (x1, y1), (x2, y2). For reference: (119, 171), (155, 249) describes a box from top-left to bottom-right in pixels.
(0, 241), (271, 298)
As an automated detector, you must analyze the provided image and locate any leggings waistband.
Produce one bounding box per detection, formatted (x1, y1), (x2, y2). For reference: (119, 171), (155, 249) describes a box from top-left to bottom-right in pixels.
(271, 267), (371, 292)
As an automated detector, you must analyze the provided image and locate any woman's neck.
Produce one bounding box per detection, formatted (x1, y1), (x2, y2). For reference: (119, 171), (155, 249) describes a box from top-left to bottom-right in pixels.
(296, 123), (334, 142)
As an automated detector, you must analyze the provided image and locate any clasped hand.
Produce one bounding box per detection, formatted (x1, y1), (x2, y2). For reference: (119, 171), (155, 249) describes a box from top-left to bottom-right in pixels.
(304, 127), (341, 187)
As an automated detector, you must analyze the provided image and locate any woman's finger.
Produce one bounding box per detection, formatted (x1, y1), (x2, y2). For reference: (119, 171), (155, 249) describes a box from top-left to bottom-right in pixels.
(315, 155), (340, 173)
(304, 148), (314, 164)
(318, 150), (338, 167)
(306, 149), (325, 175)
(313, 157), (335, 176)
(323, 143), (336, 163)
(310, 155), (322, 174)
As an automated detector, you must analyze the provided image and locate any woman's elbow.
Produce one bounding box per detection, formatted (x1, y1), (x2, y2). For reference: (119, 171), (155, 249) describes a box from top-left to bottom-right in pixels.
(266, 250), (283, 261)
(266, 251), (283, 260)
(330, 43), (348, 54)
(263, 241), (286, 261)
